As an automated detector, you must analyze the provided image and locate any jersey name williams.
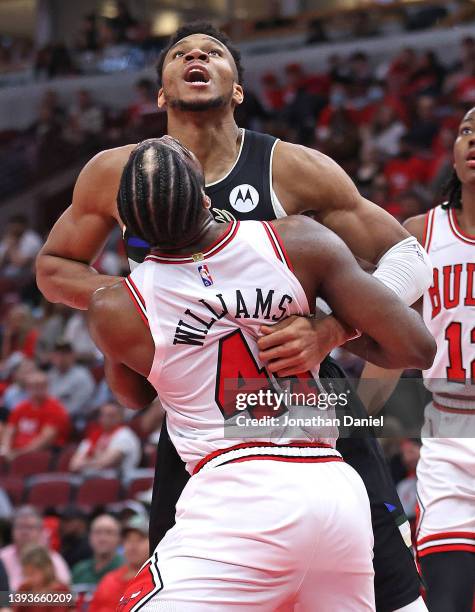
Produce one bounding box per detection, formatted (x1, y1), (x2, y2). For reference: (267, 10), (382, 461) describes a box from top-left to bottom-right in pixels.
(173, 288), (293, 347)
(428, 263), (475, 319)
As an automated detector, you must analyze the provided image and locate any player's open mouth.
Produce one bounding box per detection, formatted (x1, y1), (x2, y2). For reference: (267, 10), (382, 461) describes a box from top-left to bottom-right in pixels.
(466, 149), (475, 168)
(184, 65), (210, 87)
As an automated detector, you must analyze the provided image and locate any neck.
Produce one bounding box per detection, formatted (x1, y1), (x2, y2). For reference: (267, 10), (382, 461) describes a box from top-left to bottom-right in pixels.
(95, 551), (114, 569)
(152, 215), (229, 256)
(459, 186), (475, 233)
(167, 109), (241, 184)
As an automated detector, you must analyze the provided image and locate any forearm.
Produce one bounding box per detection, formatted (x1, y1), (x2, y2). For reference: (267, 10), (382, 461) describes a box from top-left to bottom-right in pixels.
(16, 432), (55, 455)
(36, 253), (121, 310)
(0, 427), (13, 455)
(89, 449), (122, 470)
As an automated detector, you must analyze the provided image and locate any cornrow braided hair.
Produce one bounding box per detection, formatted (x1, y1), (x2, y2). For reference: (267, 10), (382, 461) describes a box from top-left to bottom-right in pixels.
(118, 138), (205, 249)
(441, 168), (462, 210)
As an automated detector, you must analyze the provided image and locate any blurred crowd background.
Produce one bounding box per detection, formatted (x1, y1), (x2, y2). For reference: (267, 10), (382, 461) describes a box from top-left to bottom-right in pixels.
(0, 0), (473, 609)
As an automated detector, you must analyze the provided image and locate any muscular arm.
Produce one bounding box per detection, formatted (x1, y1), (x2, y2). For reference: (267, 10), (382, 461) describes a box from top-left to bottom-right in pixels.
(258, 143), (432, 374)
(87, 284), (157, 409)
(36, 145), (135, 310)
(358, 214), (428, 413)
(274, 216), (435, 370)
(273, 142), (408, 263)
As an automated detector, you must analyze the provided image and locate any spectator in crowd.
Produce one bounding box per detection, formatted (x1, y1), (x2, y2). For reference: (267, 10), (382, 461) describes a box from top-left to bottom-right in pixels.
(1, 371), (70, 460)
(0, 506), (70, 591)
(0, 215), (42, 281)
(383, 135), (430, 199)
(75, 14), (99, 53)
(59, 507), (92, 569)
(127, 78), (159, 125)
(89, 514), (149, 612)
(406, 95), (439, 151)
(110, 1), (137, 42)
(409, 50), (445, 97)
(397, 190), (428, 222)
(1, 305), (39, 363)
(65, 89), (104, 150)
(361, 105), (407, 160)
(71, 514), (122, 590)
(0, 558), (9, 611)
(62, 311), (102, 363)
(0, 489), (13, 521)
(48, 340), (95, 421)
(35, 303), (72, 365)
(14, 546), (72, 612)
(260, 72), (285, 113)
(1, 358), (38, 412)
(70, 402), (141, 474)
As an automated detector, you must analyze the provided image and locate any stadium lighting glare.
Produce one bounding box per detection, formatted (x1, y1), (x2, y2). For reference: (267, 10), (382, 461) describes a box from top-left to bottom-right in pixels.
(152, 11), (180, 36)
(101, 0), (119, 19)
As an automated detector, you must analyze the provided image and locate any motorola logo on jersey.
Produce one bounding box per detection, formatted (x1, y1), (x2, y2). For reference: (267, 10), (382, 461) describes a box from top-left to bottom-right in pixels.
(229, 184), (259, 213)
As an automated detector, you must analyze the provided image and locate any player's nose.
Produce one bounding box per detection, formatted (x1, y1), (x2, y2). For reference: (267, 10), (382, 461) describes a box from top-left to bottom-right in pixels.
(184, 49), (208, 62)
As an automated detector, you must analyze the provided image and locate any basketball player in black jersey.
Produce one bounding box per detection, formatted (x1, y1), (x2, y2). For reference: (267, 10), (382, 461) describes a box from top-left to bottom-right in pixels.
(37, 23), (432, 611)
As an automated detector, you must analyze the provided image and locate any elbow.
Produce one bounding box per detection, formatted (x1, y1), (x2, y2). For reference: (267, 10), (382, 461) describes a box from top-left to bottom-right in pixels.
(35, 251), (57, 302)
(386, 333), (436, 370)
(409, 333), (437, 370)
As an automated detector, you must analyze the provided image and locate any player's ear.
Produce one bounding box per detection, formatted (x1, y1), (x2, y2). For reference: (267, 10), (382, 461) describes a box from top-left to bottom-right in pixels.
(157, 88), (166, 109)
(203, 194), (211, 209)
(232, 83), (244, 107)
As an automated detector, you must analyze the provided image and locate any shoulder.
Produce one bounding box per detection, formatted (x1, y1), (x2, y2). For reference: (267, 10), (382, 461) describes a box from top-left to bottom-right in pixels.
(88, 282), (134, 339)
(73, 144), (137, 216)
(272, 141), (359, 214)
(81, 144), (136, 178)
(47, 397), (68, 415)
(272, 214), (341, 247)
(403, 212), (429, 243)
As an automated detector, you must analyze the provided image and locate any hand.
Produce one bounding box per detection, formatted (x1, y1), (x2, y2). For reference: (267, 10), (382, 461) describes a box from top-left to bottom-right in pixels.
(257, 315), (354, 377)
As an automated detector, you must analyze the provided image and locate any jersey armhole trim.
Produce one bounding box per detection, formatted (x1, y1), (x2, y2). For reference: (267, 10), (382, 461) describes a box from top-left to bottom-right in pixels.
(261, 221), (294, 272)
(448, 207), (475, 245)
(123, 277), (149, 327)
(423, 208), (435, 252)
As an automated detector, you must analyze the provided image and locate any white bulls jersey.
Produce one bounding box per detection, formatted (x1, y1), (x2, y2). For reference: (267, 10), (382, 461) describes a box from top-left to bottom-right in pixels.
(125, 220), (338, 474)
(416, 205), (475, 559)
(422, 205), (475, 402)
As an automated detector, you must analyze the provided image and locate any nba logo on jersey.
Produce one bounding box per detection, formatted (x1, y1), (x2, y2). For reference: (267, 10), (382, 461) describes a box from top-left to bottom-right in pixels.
(198, 264), (213, 287)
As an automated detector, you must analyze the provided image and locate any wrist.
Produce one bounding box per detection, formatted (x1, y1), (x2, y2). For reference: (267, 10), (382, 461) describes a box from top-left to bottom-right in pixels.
(314, 315), (359, 348)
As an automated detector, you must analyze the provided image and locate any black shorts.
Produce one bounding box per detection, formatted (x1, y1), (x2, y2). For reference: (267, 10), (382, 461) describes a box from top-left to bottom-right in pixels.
(149, 356), (421, 611)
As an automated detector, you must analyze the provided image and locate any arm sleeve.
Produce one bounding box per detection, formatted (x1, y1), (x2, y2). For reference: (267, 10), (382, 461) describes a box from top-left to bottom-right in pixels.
(373, 236), (432, 305)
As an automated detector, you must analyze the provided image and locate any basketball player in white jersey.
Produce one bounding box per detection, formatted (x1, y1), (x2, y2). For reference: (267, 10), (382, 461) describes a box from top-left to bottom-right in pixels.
(37, 24), (433, 612)
(361, 107), (475, 611)
(87, 137), (435, 611)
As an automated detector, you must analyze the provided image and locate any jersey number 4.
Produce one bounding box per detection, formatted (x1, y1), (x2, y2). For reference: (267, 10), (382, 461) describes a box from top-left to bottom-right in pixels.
(214, 329), (285, 419)
(445, 322), (475, 382)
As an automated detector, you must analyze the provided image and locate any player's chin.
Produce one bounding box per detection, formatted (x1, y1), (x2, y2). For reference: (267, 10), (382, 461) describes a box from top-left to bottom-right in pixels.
(170, 93), (227, 112)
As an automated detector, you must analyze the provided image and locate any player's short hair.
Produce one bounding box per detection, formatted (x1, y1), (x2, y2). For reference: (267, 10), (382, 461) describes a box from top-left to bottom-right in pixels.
(156, 21), (243, 87)
(442, 169), (462, 210)
(118, 138), (205, 249)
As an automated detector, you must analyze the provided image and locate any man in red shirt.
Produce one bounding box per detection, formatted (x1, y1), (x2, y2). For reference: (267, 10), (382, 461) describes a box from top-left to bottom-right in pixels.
(89, 515), (149, 612)
(0, 371), (70, 459)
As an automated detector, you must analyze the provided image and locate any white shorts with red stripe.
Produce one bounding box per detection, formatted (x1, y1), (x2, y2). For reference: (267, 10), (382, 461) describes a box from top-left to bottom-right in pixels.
(416, 402), (475, 559)
(118, 442), (375, 611)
